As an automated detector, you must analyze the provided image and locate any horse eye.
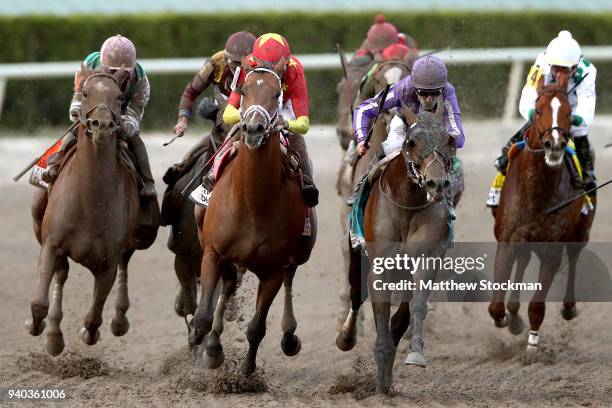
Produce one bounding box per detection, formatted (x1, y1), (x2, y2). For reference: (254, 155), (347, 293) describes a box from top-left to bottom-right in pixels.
(407, 139), (416, 148)
(275, 92), (281, 99)
(83, 91), (88, 98)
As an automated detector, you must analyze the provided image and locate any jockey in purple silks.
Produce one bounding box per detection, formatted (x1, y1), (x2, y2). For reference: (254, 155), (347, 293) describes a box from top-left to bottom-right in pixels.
(348, 55), (465, 219)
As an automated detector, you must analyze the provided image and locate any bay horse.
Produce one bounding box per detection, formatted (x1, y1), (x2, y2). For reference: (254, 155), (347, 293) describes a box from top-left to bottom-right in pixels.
(336, 108), (455, 394)
(27, 71), (159, 356)
(188, 59), (317, 376)
(336, 59), (412, 328)
(489, 83), (595, 350)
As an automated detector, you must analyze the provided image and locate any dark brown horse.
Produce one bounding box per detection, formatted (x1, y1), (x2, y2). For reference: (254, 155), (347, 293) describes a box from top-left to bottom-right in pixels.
(489, 83), (595, 350)
(337, 109), (454, 393)
(188, 60), (317, 375)
(27, 72), (159, 355)
(336, 59), (412, 328)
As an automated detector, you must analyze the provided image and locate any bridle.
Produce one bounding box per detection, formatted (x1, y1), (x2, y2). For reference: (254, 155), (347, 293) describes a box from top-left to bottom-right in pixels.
(525, 88), (571, 153)
(240, 68), (284, 142)
(78, 73), (122, 138)
(402, 139), (451, 188)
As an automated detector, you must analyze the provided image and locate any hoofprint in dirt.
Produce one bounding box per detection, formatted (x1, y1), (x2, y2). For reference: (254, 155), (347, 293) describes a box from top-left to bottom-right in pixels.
(0, 122), (611, 407)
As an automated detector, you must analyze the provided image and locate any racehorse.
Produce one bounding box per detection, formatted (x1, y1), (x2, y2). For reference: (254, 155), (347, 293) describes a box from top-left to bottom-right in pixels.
(489, 82), (595, 350)
(336, 108), (454, 394)
(336, 59), (412, 329)
(27, 70), (159, 355)
(188, 59), (317, 376)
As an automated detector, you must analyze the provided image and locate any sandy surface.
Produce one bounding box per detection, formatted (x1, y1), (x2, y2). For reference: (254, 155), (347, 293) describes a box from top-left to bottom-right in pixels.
(0, 122), (611, 407)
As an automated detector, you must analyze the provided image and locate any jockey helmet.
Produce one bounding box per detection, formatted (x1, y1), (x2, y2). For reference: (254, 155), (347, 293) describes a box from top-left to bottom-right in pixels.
(545, 30), (581, 68)
(382, 44), (410, 61)
(225, 31), (257, 62)
(367, 15), (399, 53)
(100, 35), (136, 70)
(252, 33), (291, 64)
(412, 55), (447, 90)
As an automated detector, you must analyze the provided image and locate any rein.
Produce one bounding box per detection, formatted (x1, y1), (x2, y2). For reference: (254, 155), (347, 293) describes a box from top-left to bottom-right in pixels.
(524, 88), (571, 153)
(378, 165), (431, 211)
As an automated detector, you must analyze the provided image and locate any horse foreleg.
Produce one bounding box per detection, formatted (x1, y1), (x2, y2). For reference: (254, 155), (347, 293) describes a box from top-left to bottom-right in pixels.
(390, 301), (411, 347)
(561, 245), (581, 321)
(111, 249), (134, 337)
(173, 253), (199, 318)
(405, 268), (433, 368)
(80, 263), (118, 345)
(336, 246), (366, 351)
(488, 243), (516, 327)
(527, 254), (561, 351)
(26, 243), (59, 337)
(242, 272), (283, 377)
(45, 257), (69, 356)
(371, 297), (395, 394)
(203, 262), (237, 369)
(507, 250), (530, 335)
(280, 266), (301, 357)
(188, 249), (220, 348)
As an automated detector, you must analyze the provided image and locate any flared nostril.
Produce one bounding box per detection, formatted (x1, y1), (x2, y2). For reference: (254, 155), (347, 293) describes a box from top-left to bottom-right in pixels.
(543, 140), (552, 149)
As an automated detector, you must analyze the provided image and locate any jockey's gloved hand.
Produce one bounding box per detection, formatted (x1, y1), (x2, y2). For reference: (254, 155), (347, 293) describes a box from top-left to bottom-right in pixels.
(356, 141), (369, 156)
(275, 117), (288, 132)
(120, 116), (138, 138)
(69, 102), (81, 123)
(571, 114), (584, 126)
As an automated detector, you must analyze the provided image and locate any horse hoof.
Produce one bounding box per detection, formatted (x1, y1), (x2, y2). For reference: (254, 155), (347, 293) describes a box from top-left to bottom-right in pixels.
(25, 318), (46, 336)
(335, 331), (356, 352)
(111, 316), (130, 337)
(507, 314), (525, 335)
(493, 314), (508, 328)
(45, 331), (65, 356)
(561, 305), (578, 321)
(79, 327), (100, 345)
(204, 347), (225, 369)
(526, 343), (539, 352)
(404, 351), (427, 367)
(281, 332), (302, 357)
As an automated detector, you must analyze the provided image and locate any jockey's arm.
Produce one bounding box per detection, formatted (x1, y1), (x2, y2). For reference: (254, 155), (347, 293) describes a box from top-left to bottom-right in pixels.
(223, 91), (241, 126)
(177, 56), (218, 119)
(442, 85), (465, 148)
(285, 63), (310, 135)
(573, 62), (597, 127)
(122, 74), (150, 137)
(519, 58), (546, 122)
(352, 84), (400, 143)
(69, 66), (88, 122)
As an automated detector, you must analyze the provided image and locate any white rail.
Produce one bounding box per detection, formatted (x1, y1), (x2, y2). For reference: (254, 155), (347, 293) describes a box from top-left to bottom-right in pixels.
(2, 46), (612, 122)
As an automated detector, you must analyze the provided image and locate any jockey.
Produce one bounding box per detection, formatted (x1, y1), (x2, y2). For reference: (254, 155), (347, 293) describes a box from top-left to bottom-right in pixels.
(164, 31), (256, 183)
(42, 35), (156, 198)
(348, 55), (465, 218)
(207, 33), (318, 207)
(487, 30), (597, 207)
(355, 43), (418, 106)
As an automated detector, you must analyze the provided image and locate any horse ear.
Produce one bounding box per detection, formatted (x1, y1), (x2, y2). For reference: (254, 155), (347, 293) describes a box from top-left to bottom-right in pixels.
(401, 102), (417, 127)
(113, 67), (131, 86)
(273, 57), (287, 77)
(536, 74), (545, 92)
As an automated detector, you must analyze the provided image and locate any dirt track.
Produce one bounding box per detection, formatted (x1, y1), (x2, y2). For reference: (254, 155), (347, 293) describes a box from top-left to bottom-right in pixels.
(1, 122), (611, 407)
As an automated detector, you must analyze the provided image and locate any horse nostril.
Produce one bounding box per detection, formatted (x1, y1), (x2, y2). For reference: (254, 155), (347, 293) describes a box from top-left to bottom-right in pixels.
(444, 180), (450, 188)
(543, 140), (552, 149)
(242, 123), (248, 133)
(91, 120), (100, 129)
(256, 124), (264, 133)
(426, 180), (436, 189)
(560, 141), (567, 150)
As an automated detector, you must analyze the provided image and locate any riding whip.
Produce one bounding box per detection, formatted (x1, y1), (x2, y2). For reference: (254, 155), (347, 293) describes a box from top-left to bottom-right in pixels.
(336, 43), (355, 121)
(545, 178), (611, 214)
(12, 121), (79, 182)
(364, 83), (391, 148)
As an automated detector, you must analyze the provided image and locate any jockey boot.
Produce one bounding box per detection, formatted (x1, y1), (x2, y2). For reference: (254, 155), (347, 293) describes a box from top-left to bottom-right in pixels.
(163, 135), (211, 185)
(346, 145), (386, 206)
(41, 128), (77, 184)
(127, 135), (157, 199)
(494, 121), (530, 174)
(574, 135), (596, 196)
(287, 132), (319, 207)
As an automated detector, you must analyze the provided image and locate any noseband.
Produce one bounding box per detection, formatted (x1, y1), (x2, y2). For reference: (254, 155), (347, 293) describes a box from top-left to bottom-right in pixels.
(403, 144), (450, 188)
(240, 68), (284, 141)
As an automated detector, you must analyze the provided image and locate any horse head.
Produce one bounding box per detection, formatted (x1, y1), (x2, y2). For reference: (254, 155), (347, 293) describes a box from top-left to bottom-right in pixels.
(80, 68), (125, 145)
(239, 58), (285, 149)
(401, 105), (454, 203)
(531, 84), (572, 167)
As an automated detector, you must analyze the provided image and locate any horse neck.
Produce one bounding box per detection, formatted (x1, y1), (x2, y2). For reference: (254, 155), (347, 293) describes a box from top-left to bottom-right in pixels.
(232, 131), (283, 211)
(518, 143), (567, 207)
(73, 127), (119, 198)
(383, 155), (426, 206)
